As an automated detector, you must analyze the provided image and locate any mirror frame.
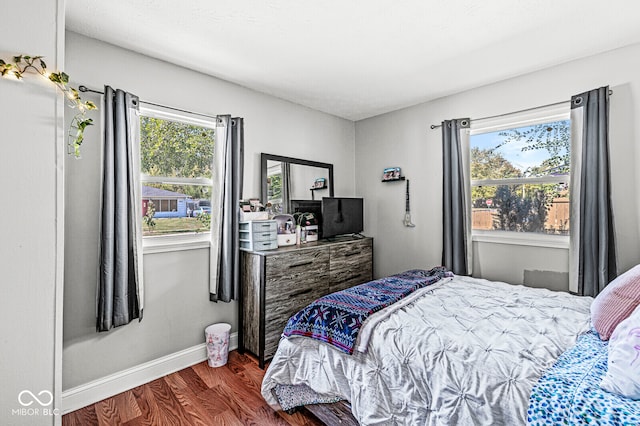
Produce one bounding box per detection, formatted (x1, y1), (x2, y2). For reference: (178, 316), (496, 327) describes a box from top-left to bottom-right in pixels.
(261, 153), (334, 212)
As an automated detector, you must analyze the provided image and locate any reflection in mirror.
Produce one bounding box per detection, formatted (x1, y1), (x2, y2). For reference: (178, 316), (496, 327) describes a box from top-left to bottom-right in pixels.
(266, 160), (285, 213)
(290, 164), (330, 199)
(262, 154), (334, 214)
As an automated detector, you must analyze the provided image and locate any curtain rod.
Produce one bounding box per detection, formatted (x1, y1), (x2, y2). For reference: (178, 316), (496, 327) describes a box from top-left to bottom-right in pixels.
(78, 85), (219, 120)
(428, 89), (613, 130)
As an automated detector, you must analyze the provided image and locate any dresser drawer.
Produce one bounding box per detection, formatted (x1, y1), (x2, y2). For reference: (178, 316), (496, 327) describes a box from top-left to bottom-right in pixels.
(240, 239), (277, 251)
(263, 248), (330, 359)
(240, 229), (277, 242)
(265, 248), (329, 282)
(264, 278), (328, 359)
(330, 239), (373, 293)
(239, 237), (373, 368)
(240, 220), (277, 232)
(330, 261), (372, 293)
(239, 220), (277, 239)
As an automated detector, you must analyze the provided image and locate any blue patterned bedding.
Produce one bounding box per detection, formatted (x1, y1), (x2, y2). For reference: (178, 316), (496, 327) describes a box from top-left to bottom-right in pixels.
(528, 329), (640, 425)
(282, 267), (451, 354)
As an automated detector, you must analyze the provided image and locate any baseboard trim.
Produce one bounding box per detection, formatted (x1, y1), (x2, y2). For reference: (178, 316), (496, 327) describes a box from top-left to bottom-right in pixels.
(61, 332), (238, 414)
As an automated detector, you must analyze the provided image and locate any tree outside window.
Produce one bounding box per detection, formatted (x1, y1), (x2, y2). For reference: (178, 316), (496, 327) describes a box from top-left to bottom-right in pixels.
(470, 119), (570, 235)
(139, 109), (215, 236)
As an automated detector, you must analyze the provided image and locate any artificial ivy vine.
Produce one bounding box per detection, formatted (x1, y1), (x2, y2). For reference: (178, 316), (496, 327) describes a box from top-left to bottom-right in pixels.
(0, 55), (97, 158)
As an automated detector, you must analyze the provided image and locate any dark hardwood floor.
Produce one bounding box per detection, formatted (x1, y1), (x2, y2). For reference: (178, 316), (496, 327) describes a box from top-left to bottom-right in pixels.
(62, 351), (323, 426)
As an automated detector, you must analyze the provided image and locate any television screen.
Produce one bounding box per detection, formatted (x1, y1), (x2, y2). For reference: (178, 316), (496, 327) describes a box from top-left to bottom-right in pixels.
(321, 197), (364, 238)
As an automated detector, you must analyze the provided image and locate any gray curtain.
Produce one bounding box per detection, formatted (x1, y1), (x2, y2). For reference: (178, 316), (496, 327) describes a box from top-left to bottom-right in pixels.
(442, 118), (472, 275)
(569, 86), (617, 296)
(282, 161), (291, 212)
(97, 86), (143, 331)
(210, 116), (244, 302)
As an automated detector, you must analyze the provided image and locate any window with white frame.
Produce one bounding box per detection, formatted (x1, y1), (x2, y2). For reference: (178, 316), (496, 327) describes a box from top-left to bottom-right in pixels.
(470, 104), (571, 240)
(139, 106), (215, 239)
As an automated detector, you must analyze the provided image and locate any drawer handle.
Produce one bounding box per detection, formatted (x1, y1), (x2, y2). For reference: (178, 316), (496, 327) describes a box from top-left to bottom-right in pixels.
(257, 224), (272, 228)
(291, 288), (313, 297)
(289, 261), (313, 268)
(260, 233), (272, 237)
(344, 251), (362, 257)
(336, 273), (362, 284)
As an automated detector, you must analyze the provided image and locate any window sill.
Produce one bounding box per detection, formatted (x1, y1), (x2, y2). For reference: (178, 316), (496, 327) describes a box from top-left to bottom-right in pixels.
(472, 230), (569, 249)
(143, 232), (210, 254)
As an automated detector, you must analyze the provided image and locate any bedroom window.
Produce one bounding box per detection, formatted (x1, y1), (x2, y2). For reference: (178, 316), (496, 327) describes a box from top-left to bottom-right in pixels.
(470, 104), (570, 246)
(139, 105), (215, 250)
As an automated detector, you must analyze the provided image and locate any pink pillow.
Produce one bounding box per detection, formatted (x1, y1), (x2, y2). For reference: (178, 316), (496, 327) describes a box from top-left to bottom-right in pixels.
(591, 264), (640, 340)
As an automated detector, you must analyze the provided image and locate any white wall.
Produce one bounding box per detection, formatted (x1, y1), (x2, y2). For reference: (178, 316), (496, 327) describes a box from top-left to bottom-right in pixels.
(63, 31), (356, 391)
(0, 1), (64, 424)
(289, 163), (332, 200)
(355, 43), (640, 289)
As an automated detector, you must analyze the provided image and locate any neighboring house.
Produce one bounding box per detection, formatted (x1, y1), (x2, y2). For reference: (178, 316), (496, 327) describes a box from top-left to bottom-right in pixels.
(142, 185), (189, 218)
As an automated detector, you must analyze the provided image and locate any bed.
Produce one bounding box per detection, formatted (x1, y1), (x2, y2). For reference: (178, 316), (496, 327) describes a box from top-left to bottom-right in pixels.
(528, 330), (640, 425)
(260, 268), (640, 425)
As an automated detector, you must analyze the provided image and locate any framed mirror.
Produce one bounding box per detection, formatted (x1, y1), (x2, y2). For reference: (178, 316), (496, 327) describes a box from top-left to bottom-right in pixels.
(261, 153), (334, 214)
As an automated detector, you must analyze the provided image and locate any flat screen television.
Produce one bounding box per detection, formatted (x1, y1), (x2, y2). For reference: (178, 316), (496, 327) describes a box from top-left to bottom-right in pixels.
(321, 197), (364, 238)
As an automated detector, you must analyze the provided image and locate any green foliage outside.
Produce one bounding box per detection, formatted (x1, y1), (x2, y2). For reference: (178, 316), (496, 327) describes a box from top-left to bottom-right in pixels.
(140, 116), (216, 235)
(143, 200), (157, 233)
(470, 147), (521, 202)
(490, 185), (550, 232)
(471, 120), (570, 234)
(497, 120), (571, 176)
(196, 213), (211, 230)
(140, 116), (215, 200)
(142, 217), (211, 236)
(268, 174), (282, 200)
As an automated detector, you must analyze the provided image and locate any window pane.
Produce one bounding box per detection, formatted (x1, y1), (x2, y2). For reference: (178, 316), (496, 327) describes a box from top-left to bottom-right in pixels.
(471, 120), (570, 180)
(140, 116), (215, 179)
(471, 183), (569, 235)
(142, 183), (212, 236)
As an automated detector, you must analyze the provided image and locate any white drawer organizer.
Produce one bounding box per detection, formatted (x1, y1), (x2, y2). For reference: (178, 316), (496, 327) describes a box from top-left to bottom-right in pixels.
(239, 220), (278, 251)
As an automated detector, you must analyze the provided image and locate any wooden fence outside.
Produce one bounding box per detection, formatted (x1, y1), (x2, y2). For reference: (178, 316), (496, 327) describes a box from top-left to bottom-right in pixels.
(472, 197), (569, 234)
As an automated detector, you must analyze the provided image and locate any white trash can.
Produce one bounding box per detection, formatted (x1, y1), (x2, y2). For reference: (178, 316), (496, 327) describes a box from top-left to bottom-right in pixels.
(205, 323), (231, 367)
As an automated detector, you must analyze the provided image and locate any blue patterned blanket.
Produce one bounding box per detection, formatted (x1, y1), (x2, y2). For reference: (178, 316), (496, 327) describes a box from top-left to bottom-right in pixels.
(282, 267), (452, 354)
(528, 329), (640, 425)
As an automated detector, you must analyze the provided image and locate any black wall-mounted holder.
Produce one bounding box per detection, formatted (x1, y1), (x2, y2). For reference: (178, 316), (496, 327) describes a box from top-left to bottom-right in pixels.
(381, 176), (406, 183)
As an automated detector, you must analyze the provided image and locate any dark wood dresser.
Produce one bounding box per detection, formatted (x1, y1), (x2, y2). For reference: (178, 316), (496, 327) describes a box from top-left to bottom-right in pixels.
(240, 236), (373, 367)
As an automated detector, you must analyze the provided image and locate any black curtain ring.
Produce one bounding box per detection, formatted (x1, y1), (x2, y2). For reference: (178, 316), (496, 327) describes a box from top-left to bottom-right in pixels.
(573, 97), (583, 106)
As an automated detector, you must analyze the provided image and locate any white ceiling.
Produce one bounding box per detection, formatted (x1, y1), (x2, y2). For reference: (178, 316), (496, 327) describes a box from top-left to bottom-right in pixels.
(66, 1), (640, 121)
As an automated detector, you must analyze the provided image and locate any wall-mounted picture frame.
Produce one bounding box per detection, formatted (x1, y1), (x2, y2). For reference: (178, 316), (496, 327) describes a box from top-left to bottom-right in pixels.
(382, 167), (402, 181)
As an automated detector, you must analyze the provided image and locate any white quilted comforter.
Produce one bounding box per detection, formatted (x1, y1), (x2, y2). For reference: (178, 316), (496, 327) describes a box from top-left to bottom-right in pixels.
(261, 275), (592, 425)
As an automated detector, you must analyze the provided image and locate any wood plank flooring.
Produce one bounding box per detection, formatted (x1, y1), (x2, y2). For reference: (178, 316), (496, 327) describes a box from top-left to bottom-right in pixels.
(62, 351), (324, 426)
